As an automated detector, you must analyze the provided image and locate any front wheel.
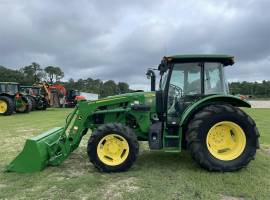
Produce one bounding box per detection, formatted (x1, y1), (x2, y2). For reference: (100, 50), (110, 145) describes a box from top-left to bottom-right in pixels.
(186, 104), (259, 172)
(0, 96), (14, 115)
(87, 123), (139, 172)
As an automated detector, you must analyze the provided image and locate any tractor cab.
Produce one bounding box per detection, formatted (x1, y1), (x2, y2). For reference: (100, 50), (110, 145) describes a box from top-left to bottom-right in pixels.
(66, 89), (85, 107)
(68, 89), (80, 98)
(148, 55), (234, 124)
(0, 82), (19, 95)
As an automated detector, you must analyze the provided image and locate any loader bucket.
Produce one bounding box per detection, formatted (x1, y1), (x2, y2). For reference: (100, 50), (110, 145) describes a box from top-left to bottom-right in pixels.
(7, 127), (64, 173)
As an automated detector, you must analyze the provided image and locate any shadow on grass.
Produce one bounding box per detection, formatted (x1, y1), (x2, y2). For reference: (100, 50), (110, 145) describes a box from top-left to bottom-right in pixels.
(134, 150), (201, 172)
(55, 148), (202, 174)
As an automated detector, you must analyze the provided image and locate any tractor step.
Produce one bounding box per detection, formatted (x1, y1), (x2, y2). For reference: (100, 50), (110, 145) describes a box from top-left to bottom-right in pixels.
(164, 135), (180, 139)
(163, 147), (180, 153)
(164, 135), (180, 149)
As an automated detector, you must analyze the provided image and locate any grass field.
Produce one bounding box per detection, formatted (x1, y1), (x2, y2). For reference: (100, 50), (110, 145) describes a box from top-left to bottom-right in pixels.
(0, 108), (270, 200)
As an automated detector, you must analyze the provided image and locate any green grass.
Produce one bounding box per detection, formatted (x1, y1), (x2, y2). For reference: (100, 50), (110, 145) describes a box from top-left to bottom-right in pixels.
(0, 108), (270, 200)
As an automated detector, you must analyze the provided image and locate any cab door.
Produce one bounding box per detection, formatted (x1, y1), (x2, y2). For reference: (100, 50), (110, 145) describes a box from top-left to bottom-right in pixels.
(166, 62), (201, 125)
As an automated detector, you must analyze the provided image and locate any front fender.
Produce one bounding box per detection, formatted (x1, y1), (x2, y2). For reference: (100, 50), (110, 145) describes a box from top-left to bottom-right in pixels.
(180, 95), (251, 126)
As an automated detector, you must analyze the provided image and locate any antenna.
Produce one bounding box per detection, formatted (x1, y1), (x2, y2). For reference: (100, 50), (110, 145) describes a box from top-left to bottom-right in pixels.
(164, 35), (168, 56)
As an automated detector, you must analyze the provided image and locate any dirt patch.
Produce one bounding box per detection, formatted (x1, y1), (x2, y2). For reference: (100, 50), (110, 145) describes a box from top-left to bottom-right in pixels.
(72, 188), (89, 200)
(220, 194), (244, 200)
(101, 177), (139, 200)
(16, 128), (41, 133)
(0, 183), (7, 188)
(61, 168), (85, 178)
(249, 101), (270, 108)
(39, 185), (63, 199)
(260, 147), (270, 156)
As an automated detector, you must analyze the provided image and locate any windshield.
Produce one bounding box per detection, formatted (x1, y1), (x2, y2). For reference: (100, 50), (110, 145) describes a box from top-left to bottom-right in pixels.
(73, 90), (80, 96)
(169, 62), (202, 95)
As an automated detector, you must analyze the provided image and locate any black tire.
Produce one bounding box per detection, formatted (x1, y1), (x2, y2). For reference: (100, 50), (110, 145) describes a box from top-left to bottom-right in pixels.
(87, 123), (139, 172)
(36, 98), (46, 110)
(25, 96), (33, 113)
(15, 96), (32, 113)
(186, 104), (259, 172)
(41, 102), (47, 110)
(27, 95), (36, 110)
(0, 96), (14, 116)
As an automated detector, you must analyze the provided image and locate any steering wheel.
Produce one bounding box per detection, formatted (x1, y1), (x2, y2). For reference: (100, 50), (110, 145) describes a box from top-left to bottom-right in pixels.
(167, 84), (183, 115)
(169, 84), (183, 98)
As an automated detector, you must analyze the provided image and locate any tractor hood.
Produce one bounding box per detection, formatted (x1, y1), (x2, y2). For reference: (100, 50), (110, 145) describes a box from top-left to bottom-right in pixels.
(106, 91), (155, 100)
(83, 91), (156, 111)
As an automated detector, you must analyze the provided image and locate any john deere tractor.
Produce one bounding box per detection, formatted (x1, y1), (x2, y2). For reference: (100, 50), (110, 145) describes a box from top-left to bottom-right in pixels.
(7, 55), (259, 173)
(20, 86), (48, 110)
(0, 82), (32, 116)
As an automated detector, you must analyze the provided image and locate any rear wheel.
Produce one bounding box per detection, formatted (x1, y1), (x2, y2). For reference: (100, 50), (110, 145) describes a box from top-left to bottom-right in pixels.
(41, 102), (47, 110)
(87, 123), (139, 172)
(0, 96), (14, 115)
(186, 104), (259, 171)
(36, 98), (47, 110)
(15, 96), (32, 113)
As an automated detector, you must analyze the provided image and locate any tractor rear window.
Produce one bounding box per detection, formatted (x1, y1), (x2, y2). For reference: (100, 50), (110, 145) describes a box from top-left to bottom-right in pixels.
(6, 84), (18, 93)
(204, 63), (228, 94)
(0, 84), (5, 92)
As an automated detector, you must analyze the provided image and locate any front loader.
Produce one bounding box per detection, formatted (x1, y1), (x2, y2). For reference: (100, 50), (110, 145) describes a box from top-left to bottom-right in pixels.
(7, 54), (259, 173)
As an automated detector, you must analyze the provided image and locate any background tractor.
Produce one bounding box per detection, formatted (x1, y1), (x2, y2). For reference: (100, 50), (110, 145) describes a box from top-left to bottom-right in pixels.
(65, 89), (86, 107)
(20, 86), (48, 110)
(0, 82), (32, 116)
(34, 82), (66, 108)
(7, 54), (259, 173)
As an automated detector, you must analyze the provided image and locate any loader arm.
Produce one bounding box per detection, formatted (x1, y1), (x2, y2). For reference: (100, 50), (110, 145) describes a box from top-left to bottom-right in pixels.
(7, 93), (152, 172)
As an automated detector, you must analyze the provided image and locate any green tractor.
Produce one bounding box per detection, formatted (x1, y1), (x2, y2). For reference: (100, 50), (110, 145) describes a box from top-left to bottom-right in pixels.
(20, 86), (48, 110)
(0, 82), (32, 116)
(7, 55), (259, 173)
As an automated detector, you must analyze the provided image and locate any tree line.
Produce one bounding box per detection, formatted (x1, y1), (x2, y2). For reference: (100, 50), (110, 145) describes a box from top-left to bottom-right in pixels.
(1, 63), (270, 98)
(63, 78), (130, 98)
(0, 63), (64, 85)
(229, 81), (270, 98)
(0, 64), (130, 97)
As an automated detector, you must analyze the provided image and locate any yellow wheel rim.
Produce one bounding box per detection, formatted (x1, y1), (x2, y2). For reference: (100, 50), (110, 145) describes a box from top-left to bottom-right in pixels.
(206, 121), (246, 161)
(0, 100), (8, 114)
(97, 134), (129, 166)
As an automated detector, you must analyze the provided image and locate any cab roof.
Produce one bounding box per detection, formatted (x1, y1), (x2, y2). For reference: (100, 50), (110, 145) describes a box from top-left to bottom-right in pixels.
(0, 82), (19, 85)
(20, 86), (40, 89)
(163, 54), (234, 66)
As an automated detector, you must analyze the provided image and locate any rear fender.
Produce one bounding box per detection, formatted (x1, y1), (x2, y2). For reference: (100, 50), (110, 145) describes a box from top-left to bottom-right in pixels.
(180, 95), (251, 127)
(0, 93), (14, 98)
